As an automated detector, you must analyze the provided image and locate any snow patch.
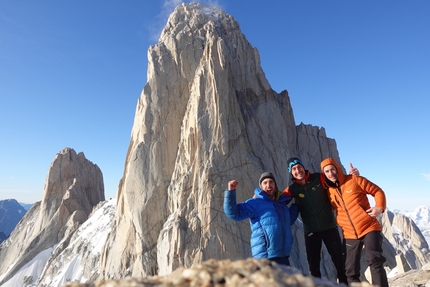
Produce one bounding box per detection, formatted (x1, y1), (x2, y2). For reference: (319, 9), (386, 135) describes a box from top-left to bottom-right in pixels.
(1, 247), (54, 287)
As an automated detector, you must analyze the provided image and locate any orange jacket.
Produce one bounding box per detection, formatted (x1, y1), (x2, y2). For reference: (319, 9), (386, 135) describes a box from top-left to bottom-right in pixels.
(320, 158), (386, 239)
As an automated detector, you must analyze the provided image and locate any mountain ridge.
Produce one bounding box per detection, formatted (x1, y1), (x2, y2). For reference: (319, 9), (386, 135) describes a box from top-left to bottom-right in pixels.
(0, 198), (27, 242)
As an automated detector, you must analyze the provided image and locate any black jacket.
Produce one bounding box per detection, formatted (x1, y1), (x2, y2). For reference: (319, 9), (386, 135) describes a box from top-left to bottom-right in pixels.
(284, 171), (337, 234)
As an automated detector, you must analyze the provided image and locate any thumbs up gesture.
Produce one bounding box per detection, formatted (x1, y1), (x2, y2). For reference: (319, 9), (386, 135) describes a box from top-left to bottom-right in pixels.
(349, 163), (360, 176)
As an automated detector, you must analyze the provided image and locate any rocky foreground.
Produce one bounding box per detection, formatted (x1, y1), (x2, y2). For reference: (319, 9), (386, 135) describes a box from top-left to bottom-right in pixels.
(60, 258), (430, 287)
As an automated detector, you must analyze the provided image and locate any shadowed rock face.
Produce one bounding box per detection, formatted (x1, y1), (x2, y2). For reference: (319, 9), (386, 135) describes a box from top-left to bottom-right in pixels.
(99, 2), (341, 279)
(0, 147), (104, 285)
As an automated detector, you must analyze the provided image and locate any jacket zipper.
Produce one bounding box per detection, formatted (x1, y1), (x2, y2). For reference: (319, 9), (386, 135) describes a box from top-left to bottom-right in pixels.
(275, 201), (286, 257)
(295, 175), (321, 231)
(336, 184), (359, 239)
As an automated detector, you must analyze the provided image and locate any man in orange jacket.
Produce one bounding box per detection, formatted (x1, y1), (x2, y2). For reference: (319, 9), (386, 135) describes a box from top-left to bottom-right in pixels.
(321, 158), (388, 287)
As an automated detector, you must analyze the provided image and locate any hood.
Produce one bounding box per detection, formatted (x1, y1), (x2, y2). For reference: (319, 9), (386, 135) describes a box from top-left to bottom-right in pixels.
(254, 187), (269, 199)
(320, 158), (346, 184)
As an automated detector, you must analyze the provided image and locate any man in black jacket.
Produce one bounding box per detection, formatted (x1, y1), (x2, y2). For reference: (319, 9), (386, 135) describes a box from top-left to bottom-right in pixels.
(284, 158), (358, 285)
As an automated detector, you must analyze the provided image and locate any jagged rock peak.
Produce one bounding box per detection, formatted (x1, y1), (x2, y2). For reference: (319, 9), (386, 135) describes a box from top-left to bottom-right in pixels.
(41, 147), (105, 220)
(161, 3), (236, 41)
(95, 0), (346, 280)
(0, 147), (105, 285)
(150, 2), (271, 94)
(101, 1), (297, 278)
(163, 3), (226, 30)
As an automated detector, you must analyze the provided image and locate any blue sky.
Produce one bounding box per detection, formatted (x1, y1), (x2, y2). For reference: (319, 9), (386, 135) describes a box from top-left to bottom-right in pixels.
(1, 1), (429, 211)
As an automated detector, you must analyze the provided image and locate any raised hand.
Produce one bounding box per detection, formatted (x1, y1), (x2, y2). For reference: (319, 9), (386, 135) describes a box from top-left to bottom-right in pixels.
(349, 163), (360, 176)
(228, 180), (238, 191)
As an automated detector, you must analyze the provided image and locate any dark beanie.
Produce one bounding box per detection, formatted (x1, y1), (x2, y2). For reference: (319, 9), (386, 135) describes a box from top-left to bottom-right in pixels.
(259, 172), (276, 186)
(287, 157), (304, 173)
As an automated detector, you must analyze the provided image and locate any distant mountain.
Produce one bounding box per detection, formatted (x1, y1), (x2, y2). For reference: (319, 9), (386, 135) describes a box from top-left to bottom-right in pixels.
(0, 199), (27, 240)
(0, 231), (7, 242)
(19, 202), (34, 211)
(401, 206), (430, 245)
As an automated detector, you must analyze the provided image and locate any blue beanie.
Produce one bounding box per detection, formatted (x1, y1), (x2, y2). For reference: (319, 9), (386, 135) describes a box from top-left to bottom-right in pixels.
(287, 158), (304, 173)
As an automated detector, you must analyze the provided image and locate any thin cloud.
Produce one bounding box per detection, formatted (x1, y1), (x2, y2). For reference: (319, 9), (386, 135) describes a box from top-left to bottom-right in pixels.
(163, 0), (223, 12)
(163, 0), (184, 12)
(148, 0), (224, 42)
(422, 173), (430, 181)
(146, 0), (182, 42)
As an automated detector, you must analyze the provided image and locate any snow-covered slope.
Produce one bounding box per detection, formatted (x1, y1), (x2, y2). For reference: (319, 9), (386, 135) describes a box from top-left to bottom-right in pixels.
(1, 199), (115, 287)
(402, 206), (430, 246)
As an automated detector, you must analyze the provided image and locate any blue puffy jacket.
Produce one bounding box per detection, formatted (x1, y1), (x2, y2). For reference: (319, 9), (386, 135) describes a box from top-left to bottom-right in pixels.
(224, 187), (299, 259)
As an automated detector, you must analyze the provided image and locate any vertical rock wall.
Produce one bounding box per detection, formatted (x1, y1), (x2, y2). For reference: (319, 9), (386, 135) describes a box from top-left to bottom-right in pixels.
(99, 3), (341, 278)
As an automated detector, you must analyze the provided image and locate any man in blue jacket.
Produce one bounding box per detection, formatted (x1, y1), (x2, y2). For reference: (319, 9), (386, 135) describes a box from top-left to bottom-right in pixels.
(224, 172), (299, 266)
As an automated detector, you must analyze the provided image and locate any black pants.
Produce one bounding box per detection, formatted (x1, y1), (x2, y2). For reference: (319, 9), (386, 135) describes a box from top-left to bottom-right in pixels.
(269, 256), (290, 266)
(304, 227), (348, 284)
(345, 231), (388, 287)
